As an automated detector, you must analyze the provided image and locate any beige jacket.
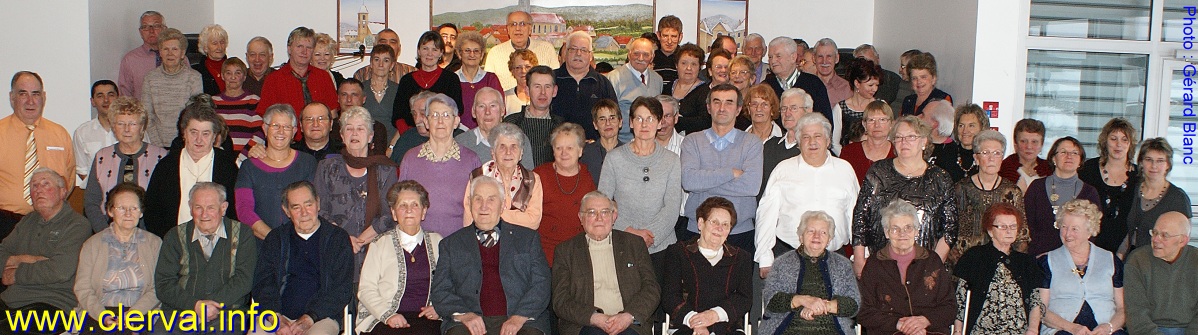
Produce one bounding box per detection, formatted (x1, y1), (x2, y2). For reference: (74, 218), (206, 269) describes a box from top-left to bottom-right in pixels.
(73, 227), (162, 321)
(356, 229), (443, 333)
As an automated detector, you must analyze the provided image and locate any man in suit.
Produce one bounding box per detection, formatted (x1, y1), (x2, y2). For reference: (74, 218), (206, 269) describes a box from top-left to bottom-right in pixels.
(763, 37), (833, 126)
(431, 176), (552, 335)
(607, 38), (664, 143)
(552, 191), (659, 335)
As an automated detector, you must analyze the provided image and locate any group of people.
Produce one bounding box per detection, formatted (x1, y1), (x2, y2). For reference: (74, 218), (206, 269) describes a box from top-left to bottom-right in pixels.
(0, 8), (1195, 335)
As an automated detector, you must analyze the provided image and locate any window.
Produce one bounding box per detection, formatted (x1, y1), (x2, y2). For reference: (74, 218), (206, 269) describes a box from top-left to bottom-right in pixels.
(1163, 0), (1196, 42)
(1024, 50), (1148, 154)
(1163, 64), (1198, 243)
(1029, 0), (1152, 40)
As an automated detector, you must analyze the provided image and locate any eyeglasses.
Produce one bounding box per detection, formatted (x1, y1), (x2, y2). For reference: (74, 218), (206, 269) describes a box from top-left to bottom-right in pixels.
(992, 224), (1019, 231)
(460, 48), (483, 55)
(596, 115), (620, 124)
(427, 112), (455, 120)
(1055, 151), (1081, 157)
(139, 24), (165, 31)
(112, 206), (141, 214)
(864, 117), (891, 124)
(730, 70), (752, 77)
(581, 208), (615, 218)
(267, 124), (295, 131)
(976, 150), (1004, 158)
(567, 47), (592, 54)
(302, 116), (330, 124)
(893, 135), (924, 143)
(886, 225), (916, 234)
(1150, 229), (1186, 239)
(634, 115), (657, 123)
(508, 21), (530, 27)
(114, 121), (141, 128)
(510, 65), (532, 72)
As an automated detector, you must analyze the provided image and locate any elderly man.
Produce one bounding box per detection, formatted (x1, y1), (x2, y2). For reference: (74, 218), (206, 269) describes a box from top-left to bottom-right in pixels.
(813, 38), (851, 109)
(854, 44), (902, 104)
(552, 191), (659, 335)
(243, 36), (276, 96)
(353, 29), (417, 83)
(252, 181), (353, 335)
(335, 79), (390, 155)
(742, 33), (768, 84)
(0, 168), (89, 333)
(1125, 211), (1198, 335)
(154, 182), (258, 333)
(608, 37), (663, 143)
(257, 27), (339, 118)
(763, 37), (833, 126)
(921, 99), (954, 145)
(680, 83), (763, 253)
(1, 71), (76, 240)
(118, 11), (186, 98)
(654, 15), (683, 90)
(505, 66), (564, 167)
(438, 23), (463, 72)
(431, 176), (552, 335)
(456, 88), (534, 167)
(552, 31), (617, 140)
(291, 103), (343, 161)
(73, 80), (119, 184)
(485, 11), (560, 91)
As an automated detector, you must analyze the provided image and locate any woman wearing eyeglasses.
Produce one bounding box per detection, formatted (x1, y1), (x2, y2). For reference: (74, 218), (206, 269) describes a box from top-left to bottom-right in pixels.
(455, 31), (502, 129)
(598, 97), (683, 256)
(840, 101), (896, 184)
(75, 183), (162, 335)
(948, 129), (1025, 268)
(462, 122), (543, 229)
(234, 104), (317, 239)
(1124, 138), (1192, 253)
(663, 197), (755, 335)
(398, 94), (481, 237)
(954, 202), (1043, 335)
(83, 97), (169, 233)
(1025, 136), (1101, 256)
(859, 200), (956, 335)
(1037, 200), (1128, 335)
(851, 116), (956, 276)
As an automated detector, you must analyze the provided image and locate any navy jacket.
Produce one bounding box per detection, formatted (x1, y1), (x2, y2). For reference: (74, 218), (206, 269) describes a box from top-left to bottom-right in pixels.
(252, 219), (354, 326)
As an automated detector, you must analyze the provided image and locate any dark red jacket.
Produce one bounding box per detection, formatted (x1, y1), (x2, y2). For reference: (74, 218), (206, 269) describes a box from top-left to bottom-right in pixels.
(858, 246), (957, 335)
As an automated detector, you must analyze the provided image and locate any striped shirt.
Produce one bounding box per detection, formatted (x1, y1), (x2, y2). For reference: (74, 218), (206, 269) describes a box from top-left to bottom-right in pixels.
(213, 93), (265, 160)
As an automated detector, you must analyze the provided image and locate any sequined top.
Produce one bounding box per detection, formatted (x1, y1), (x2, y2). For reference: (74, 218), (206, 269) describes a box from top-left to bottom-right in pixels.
(949, 177), (1027, 266)
(852, 159), (958, 254)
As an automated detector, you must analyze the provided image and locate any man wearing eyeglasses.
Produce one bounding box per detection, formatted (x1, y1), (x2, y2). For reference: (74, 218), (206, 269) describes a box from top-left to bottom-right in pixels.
(551, 191), (659, 335)
(118, 11), (189, 99)
(291, 102), (343, 161)
(607, 38), (663, 143)
(1124, 211), (1198, 335)
(552, 32), (617, 141)
(484, 11), (560, 91)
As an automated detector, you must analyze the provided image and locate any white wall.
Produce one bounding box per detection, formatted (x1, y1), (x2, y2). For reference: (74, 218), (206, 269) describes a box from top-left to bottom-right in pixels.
(1, 1), (93, 135)
(873, 0), (978, 104)
(745, 0), (874, 49)
(89, 0), (215, 92)
(216, 0), (337, 71)
(970, 0), (1029, 137)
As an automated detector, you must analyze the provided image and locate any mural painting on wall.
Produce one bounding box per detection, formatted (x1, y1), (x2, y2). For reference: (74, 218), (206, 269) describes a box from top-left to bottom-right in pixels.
(431, 0), (655, 65)
(698, 0), (747, 52)
(339, 0), (388, 55)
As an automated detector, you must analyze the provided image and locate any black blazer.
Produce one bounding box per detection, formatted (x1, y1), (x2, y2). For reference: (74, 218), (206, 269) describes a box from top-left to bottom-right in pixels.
(763, 71), (834, 126)
(144, 148), (240, 237)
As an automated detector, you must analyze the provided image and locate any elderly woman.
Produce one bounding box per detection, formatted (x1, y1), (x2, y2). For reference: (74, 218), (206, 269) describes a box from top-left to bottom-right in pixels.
(141, 28), (203, 148)
(852, 116), (956, 275)
(859, 200), (956, 335)
(955, 202), (1044, 335)
(193, 24), (229, 96)
(598, 96), (683, 255)
(759, 87), (811, 198)
(399, 94), (482, 236)
(729, 55), (757, 93)
(1026, 136), (1102, 256)
(664, 197), (754, 335)
(580, 99), (623, 184)
(950, 130), (1026, 266)
(932, 104), (990, 181)
(761, 210), (860, 335)
(839, 101), (896, 183)
(832, 58), (884, 148)
(356, 181), (444, 335)
(705, 48), (732, 88)
(503, 49), (538, 115)
(1126, 138), (1192, 251)
(234, 104), (317, 239)
(456, 31), (502, 128)
(899, 52), (952, 116)
(212, 57), (264, 158)
(74, 183), (162, 335)
(364, 44), (401, 139)
(314, 106), (398, 280)
(1000, 119), (1052, 192)
(393, 31), (464, 132)
(84, 97), (168, 233)
(744, 83), (782, 142)
(313, 33), (344, 85)
(673, 43), (711, 134)
(534, 123), (596, 263)
(757, 113), (859, 278)
(144, 100), (238, 237)
(1079, 118), (1140, 252)
(1038, 200), (1127, 335)
(462, 123), (543, 229)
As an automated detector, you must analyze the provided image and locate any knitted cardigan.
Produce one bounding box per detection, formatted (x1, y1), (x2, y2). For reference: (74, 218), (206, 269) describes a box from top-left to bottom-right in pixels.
(760, 250), (860, 334)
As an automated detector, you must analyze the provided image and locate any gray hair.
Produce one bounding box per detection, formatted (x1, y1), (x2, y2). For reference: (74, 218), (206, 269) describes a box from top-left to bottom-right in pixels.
(796, 112), (833, 140)
(197, 24), (228, 57)
(927, 100), (955, 137)
(339, 106), (374, 132)
(474, 87), (504, 108)
(189, 182), (228, 204)
(140, 11), (163, 21)
(488, 122), (527, 149)
(745, 33), (765, 46)
(566, 31), (593, 51)
(248, 36), (274, 54)
(262, 103), (297, 127)
(550, 122), (586, 149)
(655, 95), (680, 115)
(458, 31), (486, 55)
(424, 93), (460, 116)
(468, 175), (504, 199)
(814, 38), (838, 52)
(972, 130), (1006, 152)
(409, 90), (437, 112)
(853, 44), (878, 58)
(158, 28), (189, 52)
(579, 190), (617, 211)
(797, 210), (836, 240)
(880, 199), (919, 231)
(780, 87), (814, 109)
(30, 167), (65, 189)
(768, 36), (797, 56)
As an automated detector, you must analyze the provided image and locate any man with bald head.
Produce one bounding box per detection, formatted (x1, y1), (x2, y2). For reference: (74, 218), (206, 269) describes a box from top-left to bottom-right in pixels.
(353, 29), (417, 83)
(484, 11), (560, 91)
(607, 37), (663, 143)
(1124, 211), (1198, 335)
(455, 88), (534, 167)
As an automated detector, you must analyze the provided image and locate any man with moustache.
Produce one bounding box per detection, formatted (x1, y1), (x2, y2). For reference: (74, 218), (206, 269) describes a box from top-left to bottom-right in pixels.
(552, 32), (617, 141)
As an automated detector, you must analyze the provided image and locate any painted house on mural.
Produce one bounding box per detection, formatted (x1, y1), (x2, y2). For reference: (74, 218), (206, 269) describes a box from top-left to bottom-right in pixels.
(698, 14), (745, 50)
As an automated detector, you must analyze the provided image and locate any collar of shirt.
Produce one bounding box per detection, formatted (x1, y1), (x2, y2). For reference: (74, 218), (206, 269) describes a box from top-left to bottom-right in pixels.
(625, 63), (650, 84)
(474, 222), (502, 242)
(456, 68), (488, 84)
(295, 223), (319, 240)
(180, 148), (216, 174)
(399, 229), (425, 252)
(137, 43), (156, 56)
(779, 132), (799, 149)
(780, 69), (800, 88)
(704, 128), (740, 145)
(472, 127), (490, 147)
(191, 220), (228, 243)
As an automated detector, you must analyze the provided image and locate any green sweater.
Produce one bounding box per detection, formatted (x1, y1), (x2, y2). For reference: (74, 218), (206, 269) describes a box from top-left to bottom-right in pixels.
(1124, 245), (1198, 334)
(0, 207), (90, 310)
(154, 218), (258, 313)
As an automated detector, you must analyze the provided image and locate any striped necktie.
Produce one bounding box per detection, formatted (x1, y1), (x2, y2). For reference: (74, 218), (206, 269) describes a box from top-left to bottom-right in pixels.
(23, 125), (39, 205)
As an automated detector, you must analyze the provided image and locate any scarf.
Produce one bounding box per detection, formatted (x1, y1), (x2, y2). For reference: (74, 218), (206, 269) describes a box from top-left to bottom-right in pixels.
(340, 148), (399, 225)
(471, 161), (535, 212)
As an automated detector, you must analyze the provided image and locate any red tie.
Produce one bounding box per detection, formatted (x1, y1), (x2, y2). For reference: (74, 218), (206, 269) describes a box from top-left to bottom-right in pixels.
(640, 73), (646, 85)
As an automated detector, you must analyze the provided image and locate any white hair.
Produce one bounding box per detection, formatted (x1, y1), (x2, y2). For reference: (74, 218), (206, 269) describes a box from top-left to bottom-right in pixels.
(768, 36), (797, 55)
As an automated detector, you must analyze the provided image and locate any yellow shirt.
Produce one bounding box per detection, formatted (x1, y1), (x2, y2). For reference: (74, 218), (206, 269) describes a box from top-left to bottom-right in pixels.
(0, 115), (75, 214)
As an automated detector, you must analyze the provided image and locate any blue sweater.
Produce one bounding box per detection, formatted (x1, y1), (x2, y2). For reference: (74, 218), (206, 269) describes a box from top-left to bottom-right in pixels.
(253, 220), (354, 325)
(680, 129), (764, 235)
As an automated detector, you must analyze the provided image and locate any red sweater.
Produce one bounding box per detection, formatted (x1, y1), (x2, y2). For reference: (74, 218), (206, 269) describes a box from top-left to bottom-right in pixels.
(479, 241), (507, 316)
(256, 63), (339, 119)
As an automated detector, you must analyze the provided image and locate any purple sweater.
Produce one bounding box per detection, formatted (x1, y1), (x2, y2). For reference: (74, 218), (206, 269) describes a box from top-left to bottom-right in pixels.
(1024, 177), (1102, 256)
(398, 143), (481, 236)
(458, 71), (503, 129)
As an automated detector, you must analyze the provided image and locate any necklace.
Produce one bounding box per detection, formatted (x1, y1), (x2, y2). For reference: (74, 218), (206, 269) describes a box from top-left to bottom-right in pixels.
(370, 81), (388, 98)
(974, 174), (1001, 191)
(956, 148), (976, 173)
(553, 164), (581, 195)
(1140, 182), (1168, 210)
(265, 149), (291, 163)
(1071, 264), (1087, 277)
(416, 69), (438, 88)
